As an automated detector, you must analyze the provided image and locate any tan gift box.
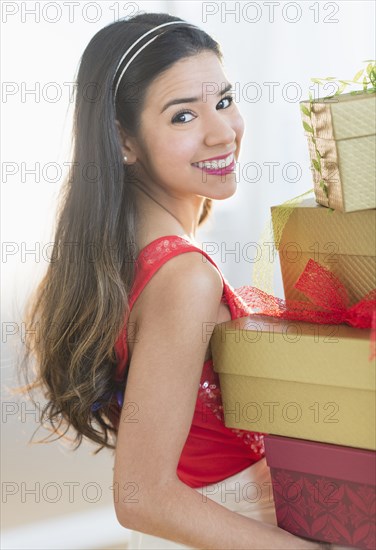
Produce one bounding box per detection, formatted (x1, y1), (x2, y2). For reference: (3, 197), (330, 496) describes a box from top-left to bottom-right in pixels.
(211, 315), (375, 450)
(300, 91), (376, 212)
(271, 197), (376, 306)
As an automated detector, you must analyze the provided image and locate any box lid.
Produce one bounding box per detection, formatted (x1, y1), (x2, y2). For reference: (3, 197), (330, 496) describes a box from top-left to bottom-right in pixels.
(271, 197), (376, 256)
(264, 434), (376, 485)
(300, 91), (376, 140)
(211, 315), (374, 391)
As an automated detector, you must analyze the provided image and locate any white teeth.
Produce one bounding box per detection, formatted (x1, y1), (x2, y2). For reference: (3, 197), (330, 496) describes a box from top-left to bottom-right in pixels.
(193, 153), (234, 170)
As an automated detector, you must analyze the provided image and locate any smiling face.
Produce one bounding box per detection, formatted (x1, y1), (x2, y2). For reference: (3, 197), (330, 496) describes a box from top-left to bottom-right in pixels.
(127, 50), (245, 201)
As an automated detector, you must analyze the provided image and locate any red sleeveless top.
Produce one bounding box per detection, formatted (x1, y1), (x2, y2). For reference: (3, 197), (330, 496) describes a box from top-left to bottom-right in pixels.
(111, 235), (265, 488)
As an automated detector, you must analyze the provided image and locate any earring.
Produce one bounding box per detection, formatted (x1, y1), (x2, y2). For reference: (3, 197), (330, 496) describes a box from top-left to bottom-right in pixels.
(123, 155), (128, 163)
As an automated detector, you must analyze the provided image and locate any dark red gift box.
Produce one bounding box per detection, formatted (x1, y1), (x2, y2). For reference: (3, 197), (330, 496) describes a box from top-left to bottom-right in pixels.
(264, 435), (376, 549)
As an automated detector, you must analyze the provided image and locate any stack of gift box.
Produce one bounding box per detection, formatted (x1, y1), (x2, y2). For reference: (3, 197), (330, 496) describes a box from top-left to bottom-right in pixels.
(210, 90), (376, 549)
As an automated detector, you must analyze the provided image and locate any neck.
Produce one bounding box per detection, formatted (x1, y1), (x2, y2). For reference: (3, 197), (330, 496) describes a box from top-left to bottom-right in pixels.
(130, 180), (199, 240)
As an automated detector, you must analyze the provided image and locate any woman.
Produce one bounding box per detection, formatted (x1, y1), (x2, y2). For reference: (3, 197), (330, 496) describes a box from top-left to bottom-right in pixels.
(20, 11), (333, 550)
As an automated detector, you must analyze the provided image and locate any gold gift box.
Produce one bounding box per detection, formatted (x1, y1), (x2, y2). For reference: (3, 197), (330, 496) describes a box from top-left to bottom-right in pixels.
(300, 91), (376, 212)
(271, 197), (376, 306)
(211, 315), (375, 450)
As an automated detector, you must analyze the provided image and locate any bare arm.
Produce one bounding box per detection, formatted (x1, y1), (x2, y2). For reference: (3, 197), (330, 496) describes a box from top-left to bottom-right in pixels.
(113, 252), (322, 550)
(121, 478), (324, 550)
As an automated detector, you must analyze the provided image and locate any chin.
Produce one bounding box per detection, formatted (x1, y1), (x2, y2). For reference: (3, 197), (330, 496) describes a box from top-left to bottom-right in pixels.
(204, 178), (238, 201)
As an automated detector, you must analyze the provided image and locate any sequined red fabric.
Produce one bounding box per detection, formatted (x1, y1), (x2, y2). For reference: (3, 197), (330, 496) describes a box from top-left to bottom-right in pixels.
(111, 235), (265, 488)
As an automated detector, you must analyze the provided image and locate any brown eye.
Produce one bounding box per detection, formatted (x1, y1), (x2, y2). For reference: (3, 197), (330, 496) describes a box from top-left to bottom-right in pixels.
(171, 95), (234, 125)
(171, 110), (195, 124)
(217, 95), (234, 109)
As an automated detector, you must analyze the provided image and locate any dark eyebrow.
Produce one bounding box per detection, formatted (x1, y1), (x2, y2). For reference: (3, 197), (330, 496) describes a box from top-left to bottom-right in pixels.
(160, 82), (233, 114)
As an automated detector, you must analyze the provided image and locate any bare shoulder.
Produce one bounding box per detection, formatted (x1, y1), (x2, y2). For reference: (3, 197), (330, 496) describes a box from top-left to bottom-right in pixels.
(127, 249), (228, 361)
(135, 249), (224, 323)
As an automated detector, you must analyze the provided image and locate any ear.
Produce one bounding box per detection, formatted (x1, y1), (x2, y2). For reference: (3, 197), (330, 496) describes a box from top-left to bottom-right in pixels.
(115, 120), (138, 164)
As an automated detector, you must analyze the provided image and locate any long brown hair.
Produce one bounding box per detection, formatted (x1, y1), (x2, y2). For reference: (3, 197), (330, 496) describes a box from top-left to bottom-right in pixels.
(15, 12), (220, 455)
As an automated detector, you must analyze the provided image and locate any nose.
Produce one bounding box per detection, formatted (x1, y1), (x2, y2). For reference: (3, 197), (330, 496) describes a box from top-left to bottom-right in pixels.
(203, 110), (238, 148)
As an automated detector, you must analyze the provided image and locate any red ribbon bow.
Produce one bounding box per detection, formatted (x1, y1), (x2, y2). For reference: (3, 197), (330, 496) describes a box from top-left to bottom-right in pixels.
(235, 259), (376, 360)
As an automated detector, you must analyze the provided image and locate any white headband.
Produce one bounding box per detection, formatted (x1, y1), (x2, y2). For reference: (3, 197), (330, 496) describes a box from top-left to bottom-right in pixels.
(113, 20), (199, 102)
